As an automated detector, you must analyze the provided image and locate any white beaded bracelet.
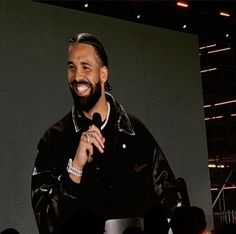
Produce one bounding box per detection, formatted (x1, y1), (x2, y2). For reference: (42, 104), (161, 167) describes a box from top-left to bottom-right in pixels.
(66, 158), (83, 177)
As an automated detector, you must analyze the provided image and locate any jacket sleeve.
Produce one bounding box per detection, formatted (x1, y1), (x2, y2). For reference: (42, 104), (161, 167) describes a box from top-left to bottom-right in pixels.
(126, 112), (181, 212)
(152, 144), (180, 211)
(31, 135), (81, 234)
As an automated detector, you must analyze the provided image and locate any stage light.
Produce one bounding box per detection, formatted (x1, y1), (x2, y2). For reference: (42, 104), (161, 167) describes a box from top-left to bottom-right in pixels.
(84, 3), (88, 8)
(183, 24), (187, 29)
(214, 99), (236, 106)
(199, 44), (216, 50)
(177, 2), (189, 8)
(208, 164), (225, 168)
(208, 47), (231, 54)
(205, 115), (223, 121)
(211, 188), (218, 191)
(225, 33), (229, 38)
(201, 67), (217, 73)
(224, 186), (236, 190)
(220, 11), (230, 17)
(211, 186), (236, 190)
(204, 105), (211, 108)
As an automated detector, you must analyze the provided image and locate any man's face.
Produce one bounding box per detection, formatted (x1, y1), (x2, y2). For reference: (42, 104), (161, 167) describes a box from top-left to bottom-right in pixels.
(67, 43), (103, 112)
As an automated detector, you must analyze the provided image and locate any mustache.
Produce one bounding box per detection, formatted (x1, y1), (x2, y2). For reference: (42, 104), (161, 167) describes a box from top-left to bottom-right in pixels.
(70, 79), (93, 87)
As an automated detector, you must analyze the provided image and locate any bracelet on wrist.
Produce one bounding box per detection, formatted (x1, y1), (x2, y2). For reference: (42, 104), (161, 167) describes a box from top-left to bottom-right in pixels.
(66, 158), (83, 177)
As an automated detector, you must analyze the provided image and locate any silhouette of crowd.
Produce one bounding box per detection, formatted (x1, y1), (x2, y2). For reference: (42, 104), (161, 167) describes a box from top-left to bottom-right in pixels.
(0, 228), (19, 234)
(123, 226), (144, 234)
(170, 206), (207, 234)
(3, 205), (236, 234)
(143, 206), (169, 234)
(57, 205), (208, 234)
(58, 208), (105, 234)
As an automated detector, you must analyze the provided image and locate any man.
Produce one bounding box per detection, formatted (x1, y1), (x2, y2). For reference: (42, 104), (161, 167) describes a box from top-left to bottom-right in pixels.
(31, 33), (179, 234)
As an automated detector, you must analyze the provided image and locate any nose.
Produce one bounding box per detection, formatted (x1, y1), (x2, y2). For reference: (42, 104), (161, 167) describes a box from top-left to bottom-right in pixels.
(69, 67), (85, 82)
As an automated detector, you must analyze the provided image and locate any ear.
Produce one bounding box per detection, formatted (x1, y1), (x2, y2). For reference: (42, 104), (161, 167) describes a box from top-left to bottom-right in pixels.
(100, 66), (108, 84)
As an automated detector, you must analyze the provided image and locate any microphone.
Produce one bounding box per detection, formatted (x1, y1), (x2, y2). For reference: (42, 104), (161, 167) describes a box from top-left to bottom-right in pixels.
(91, 113), (102, 160)
(92, 112), (102, 129)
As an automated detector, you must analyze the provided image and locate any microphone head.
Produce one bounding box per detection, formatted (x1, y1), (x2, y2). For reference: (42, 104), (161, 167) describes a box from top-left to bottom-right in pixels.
(92, 112), (102, 129)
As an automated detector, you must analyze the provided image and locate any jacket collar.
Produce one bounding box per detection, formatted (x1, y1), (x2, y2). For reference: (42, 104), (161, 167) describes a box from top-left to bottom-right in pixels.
(72, 92), (135, 136)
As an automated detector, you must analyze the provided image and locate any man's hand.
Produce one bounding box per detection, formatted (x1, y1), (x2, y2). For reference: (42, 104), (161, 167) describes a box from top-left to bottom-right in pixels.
(68, 125), (105, 183)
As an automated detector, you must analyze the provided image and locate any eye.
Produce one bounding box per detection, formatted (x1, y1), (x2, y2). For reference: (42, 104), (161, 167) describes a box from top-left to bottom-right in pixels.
(67, 62), (75, 70)
(83, 65), (91, 71)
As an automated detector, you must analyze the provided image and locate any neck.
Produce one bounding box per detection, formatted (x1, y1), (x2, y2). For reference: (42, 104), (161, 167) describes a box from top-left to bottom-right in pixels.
(83, 95), (108, 121)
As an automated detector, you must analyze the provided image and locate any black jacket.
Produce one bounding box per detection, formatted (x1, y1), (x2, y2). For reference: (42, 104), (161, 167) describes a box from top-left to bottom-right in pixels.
(31, 93), (178, 234)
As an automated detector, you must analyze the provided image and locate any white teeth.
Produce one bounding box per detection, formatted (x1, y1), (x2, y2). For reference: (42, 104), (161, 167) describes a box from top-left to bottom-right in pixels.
(74, 84), (90, 96)
(76, 85), (88, 92)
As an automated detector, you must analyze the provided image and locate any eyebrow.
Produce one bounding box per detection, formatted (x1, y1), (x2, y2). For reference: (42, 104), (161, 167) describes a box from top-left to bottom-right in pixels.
(81, 61), (92, 67)
(67, 61), (74, 66)
(67, 61), (91, 66)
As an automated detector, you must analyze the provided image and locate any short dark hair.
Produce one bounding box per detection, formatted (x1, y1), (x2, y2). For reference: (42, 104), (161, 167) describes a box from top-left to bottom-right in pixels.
(1, 228), (20, 234)
(69, 32), (108, 68)
(170, 206), (207, 234)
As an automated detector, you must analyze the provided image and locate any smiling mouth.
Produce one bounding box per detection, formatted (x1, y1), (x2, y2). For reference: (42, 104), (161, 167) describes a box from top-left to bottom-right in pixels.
(73, 84), (91, 96)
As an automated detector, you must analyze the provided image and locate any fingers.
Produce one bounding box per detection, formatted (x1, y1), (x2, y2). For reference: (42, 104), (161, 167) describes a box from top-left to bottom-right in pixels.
(88, 125), (104, 140)
(83, 125), (105, 153)
(74, 125), (105, 169)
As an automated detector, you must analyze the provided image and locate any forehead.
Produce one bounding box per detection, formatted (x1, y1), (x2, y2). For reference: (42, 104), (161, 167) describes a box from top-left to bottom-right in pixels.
(68, 43), (98, 59)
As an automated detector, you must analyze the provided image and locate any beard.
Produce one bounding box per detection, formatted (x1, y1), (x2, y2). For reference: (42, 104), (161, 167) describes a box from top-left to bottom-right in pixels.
(69, 79), (102, 112)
